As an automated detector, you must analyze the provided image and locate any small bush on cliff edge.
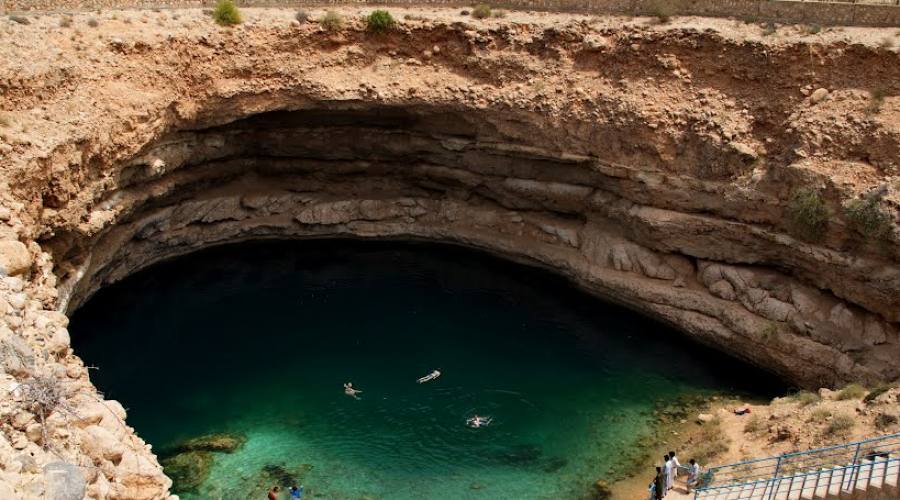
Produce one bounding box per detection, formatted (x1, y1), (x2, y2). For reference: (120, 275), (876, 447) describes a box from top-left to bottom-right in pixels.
(212, 0), (242, 26)
(844, 194), (892, 240)
(366, 10), (396, 33)
(650, 0), (673, 24)
(320, 10), (343, 32)
(472, 4), (492, 19)
(787, 186), (829, 241)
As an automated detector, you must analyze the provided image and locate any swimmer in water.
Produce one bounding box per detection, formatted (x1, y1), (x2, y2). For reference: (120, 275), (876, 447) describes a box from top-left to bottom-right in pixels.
(343, 382), (362, 400)
(417, 369), (441, 384)
(467, 414), (492, 428)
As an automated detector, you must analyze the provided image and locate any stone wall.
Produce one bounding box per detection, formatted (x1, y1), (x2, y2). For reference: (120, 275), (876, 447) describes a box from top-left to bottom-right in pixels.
(2, 0), (900, 27)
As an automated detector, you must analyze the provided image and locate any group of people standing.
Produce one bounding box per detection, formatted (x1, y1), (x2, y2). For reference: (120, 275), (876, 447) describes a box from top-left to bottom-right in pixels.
(650, 451), (701, 499)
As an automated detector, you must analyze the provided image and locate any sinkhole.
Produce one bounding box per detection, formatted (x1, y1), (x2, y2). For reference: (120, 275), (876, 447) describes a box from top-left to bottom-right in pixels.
(68, 239), (782, 499)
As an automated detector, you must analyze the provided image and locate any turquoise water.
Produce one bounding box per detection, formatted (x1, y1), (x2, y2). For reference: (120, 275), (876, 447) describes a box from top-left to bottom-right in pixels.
(70, 240), (779, 499)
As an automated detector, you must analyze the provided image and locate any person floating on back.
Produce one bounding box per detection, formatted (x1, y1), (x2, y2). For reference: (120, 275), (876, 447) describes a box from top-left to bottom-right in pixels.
(417, 369), (441, 384)
(343, 382), (362, 400)
(466, 414), (492, 428)
(267, 485), (280, 500)
(289, 485), (303, 499)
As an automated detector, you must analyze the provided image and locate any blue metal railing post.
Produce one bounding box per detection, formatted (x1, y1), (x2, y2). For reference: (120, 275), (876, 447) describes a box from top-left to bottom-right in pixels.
(844, 442), (862, 491)
(765, 456), (783, 500)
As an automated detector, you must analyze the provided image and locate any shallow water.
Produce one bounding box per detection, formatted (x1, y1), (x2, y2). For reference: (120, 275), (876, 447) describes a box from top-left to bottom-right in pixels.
(70, 240), (780, 499)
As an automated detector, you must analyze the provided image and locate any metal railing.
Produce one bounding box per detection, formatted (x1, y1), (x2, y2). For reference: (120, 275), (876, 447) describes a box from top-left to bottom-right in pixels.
(694, 433), (900, 499)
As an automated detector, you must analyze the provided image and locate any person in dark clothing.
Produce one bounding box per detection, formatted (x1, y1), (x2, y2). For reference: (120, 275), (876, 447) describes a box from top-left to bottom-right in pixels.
(289, 485), (303, 499)
(654, 466), (665, 500)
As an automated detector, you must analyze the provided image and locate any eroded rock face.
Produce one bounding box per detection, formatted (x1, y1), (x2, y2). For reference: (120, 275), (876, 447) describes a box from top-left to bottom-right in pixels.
(50, 107), (898, 392)
(0, 7), (898, 500)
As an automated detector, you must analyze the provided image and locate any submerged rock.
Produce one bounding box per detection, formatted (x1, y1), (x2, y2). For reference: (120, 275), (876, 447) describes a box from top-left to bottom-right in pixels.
(495, 443), (542, 466)
(160, 451), (213, 492)
(260, 463), (313, 486)
(592, 479), (613, 499)
(167, 432), (247, 454)
(541, 456), (568, 473)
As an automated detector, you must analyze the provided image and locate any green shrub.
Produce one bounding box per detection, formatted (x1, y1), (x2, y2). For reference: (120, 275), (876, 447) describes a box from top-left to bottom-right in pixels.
(864, 384), (894, 404)
(212, 0), (241, 26)
(87, 17), (99, 27)
(366, 10), (395, 33)
(295, 10), (309, 23)
(472, 4), (492, 19)
(836, 383), (867, 401)
(787, 187), (829, 241)
(805, 24), (822, 35)
(789, 390), (821, 407)
(762, 22), (776, 36)
(844, 196), (892, 239)
(492, 9), (507, 18)
(320, 10), (343, 32)
(823, 413), (855, 438)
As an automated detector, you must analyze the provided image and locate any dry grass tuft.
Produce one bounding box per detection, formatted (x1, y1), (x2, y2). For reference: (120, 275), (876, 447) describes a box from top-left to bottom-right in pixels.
(689, 417), (731, 465)
(836, 383), (867, 401)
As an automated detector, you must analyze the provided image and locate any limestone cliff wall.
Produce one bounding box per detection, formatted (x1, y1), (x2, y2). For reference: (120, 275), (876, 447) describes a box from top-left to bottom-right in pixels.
(0, 7), (898, 499)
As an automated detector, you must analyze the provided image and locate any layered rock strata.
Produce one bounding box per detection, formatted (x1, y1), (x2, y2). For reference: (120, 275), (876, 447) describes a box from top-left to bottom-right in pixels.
(0, 7), (898, 499)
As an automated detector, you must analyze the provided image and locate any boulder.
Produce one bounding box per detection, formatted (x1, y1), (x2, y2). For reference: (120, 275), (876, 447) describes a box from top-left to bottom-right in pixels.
(25, 423), (42, 443)
(0, 241), (31, 277)
(47, 328), (71, 355)
(810, 88), (829, 104)
(44, 461), (86, 500)
(80, 425), (126, 463)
